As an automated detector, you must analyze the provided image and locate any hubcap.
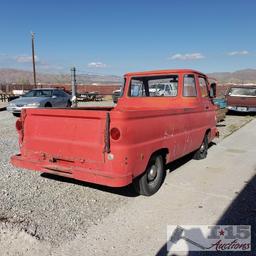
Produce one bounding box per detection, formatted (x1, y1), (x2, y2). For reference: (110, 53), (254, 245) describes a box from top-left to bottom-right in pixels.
(148, 165), (157, 181)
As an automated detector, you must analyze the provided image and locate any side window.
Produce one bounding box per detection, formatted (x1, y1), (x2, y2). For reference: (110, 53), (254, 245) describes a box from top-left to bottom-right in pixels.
(199, 77), (209, 97)
(59, 91), (68, 97)
(183, 74), (197, 97)
(53, 90), (65, 97)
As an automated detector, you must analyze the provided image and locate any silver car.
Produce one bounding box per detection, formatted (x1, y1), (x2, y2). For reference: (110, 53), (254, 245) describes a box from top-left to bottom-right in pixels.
(7, 88), (71, 117)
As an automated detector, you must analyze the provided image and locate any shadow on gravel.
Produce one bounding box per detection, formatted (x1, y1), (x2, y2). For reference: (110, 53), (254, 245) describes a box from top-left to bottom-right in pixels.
(166, 153), (194, 174)
(166, 142), (216, 174)
(156, 174), (256, 256)
(40, 173), (139, 197)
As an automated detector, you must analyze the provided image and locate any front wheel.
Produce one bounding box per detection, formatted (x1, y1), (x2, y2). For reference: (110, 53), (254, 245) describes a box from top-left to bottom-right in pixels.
(133, 155), (164, 196)
(193, 134), (209, 160)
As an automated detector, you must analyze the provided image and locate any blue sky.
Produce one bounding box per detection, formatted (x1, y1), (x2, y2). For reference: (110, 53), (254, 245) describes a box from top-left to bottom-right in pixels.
(0, 0), (255, 75)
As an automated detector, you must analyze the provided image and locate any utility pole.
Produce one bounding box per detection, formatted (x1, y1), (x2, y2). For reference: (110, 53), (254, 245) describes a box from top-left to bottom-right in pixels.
(31, 32), (37, 88)
(71, 67), (77, 107)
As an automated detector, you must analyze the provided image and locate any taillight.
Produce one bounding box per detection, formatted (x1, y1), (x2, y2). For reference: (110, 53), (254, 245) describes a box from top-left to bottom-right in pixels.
(110, 128), (121, 140)
(16, 119), (23, 132)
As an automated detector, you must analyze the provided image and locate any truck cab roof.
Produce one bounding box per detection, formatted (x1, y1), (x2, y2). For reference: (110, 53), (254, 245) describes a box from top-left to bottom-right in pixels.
(124, 69), (206, 77)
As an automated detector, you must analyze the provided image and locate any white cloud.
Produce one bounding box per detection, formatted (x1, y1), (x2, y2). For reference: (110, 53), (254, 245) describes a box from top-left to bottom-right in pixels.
(88, 62), (107, 68)
(170, 53), (205, 61)
(227, 50), (249, 56)
(15, 55), (39, 63)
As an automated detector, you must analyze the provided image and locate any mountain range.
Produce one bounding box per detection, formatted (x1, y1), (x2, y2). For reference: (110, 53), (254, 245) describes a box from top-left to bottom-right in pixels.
(0, 68), (121, 85)
(207, 69), (256, 84)
(0, 68), (256, 85)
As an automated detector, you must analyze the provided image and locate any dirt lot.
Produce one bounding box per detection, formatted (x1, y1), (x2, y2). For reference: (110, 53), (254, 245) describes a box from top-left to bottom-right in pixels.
(0, 109), (254, 250)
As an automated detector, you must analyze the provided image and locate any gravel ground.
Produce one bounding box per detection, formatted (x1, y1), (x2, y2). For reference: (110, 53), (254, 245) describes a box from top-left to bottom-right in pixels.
(0, 110), (254, 247)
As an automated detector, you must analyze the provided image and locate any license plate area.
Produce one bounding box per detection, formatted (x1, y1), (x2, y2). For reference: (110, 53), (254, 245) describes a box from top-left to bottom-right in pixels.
(237, 107), (247, 112)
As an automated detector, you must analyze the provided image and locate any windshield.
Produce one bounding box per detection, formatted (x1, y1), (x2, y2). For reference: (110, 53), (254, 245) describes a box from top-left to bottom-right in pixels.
(229, 87), (256, 97)
(23, 90), (53, 97)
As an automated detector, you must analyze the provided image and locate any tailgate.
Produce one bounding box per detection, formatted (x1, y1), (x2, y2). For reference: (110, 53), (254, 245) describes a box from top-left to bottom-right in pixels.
(21, 108), (109, 163)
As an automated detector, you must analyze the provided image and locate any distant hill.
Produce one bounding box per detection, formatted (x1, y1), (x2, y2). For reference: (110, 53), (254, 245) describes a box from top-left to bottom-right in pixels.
(0, 68), (122, 85)
(0, 68), (256, 85)
(207, 69), (256, 84)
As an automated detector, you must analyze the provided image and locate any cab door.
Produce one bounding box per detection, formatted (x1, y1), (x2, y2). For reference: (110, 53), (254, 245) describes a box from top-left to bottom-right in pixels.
(181, 74), (201, 155)
(188, 75), (214, 151)
(198, 76), (212, 113)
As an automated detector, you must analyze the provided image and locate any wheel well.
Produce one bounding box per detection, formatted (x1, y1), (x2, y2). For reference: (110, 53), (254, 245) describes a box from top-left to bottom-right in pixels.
(150, 148), (169, 165)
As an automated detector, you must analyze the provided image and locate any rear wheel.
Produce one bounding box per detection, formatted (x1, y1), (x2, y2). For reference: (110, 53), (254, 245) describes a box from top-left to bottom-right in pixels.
(193, 133), (209, 160)
(44, 102), (52, 108)
(133, 155), (164, 196)
(66, 100), (72, 107)
(12, 113), (20, 117)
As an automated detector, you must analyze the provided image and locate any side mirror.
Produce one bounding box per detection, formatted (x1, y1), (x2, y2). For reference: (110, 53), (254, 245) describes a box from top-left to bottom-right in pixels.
(210, 83), (216, 98)
(52, 95), (57, 99)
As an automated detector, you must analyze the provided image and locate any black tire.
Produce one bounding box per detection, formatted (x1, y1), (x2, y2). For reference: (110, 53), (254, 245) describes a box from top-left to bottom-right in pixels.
(193, 133), (209, 160)
(44, 102), (52, 108)
(66, 100), (72, 107)
(133, 155), (164, 196)
(12, 113), (20, 117)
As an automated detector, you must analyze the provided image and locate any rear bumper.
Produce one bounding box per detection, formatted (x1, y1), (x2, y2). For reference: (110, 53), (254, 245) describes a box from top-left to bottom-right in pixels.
(7, 106), (22, 113)
(11, 154), (132, 187)
(227, 106), (256, 113)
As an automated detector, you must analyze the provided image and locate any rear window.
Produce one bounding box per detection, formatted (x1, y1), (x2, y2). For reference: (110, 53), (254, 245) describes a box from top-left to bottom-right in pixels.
(129, 75), (178, 97)
(228, 87), (256, 97)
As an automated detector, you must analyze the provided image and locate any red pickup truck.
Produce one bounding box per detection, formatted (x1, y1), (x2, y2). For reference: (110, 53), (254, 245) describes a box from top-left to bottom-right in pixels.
(11, 69), (218, 196)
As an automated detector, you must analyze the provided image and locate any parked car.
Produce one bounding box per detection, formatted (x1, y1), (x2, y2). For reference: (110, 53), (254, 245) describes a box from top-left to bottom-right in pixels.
(226, 86), (256, 113)
(7, 88), (71, 117)
(11, 69), (218, 196)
